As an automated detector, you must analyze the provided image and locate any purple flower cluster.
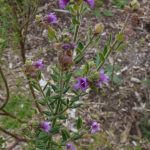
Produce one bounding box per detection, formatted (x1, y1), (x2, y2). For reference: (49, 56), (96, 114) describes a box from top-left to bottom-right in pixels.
(66, 143), (76, 150)
(59, 0), (70, 9)
(33, 59), (44, 69)
(62, 43), (76, 51)
(40, 121), (51, 133)
(58, 0), (94, 9)
(74, 69), (109, 92)
(97, 69), (109, 87)
(74, 77), (89, 91)
(90, 121), (101, 134)
(44, 13), (57, 25)
(84, 0), (95, 8)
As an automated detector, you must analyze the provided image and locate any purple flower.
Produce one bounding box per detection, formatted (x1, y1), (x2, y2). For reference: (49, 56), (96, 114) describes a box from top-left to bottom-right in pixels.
(59, 0), (70, 9)
(66, 143), (76, 150)
(34, 59), (44, 69)
(62, 43), (75, 50)
(90, 121), (101, 134)
(84, 0), (95, 8)
(97, 69), (109, 87)
(44, 13), (57, 25)
(40, 121), (51, 133)
(74, 77), (89, 91)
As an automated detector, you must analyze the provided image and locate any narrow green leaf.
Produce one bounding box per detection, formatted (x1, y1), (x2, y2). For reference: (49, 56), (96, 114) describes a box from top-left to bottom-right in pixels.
(76, 117), (83, 130)
(51, 84), (58, 92)
(76, 42), (84, 54)
(48, 26), (56, 40)
(61, 129), (70, 141)
(103, 45), (108, 56)
(43, 111), (53, 116)
(63, 87), (70, 94)
(46, 87), (51, 97)
(51, 74), (58, 82)
(116, 32), (124, 42)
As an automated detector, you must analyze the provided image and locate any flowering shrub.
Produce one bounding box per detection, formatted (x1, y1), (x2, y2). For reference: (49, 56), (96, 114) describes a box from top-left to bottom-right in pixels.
(0, 0), (129, 149)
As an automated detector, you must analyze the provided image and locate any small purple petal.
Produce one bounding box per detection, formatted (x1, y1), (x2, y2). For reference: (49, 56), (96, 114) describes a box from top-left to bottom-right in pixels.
(90, 121), (101, 134)
(74, 77), (89, 91)
(44, 13), (57, 25)
(40, 121), (51, 133)
(34, 59), (44, 69)
(62, 43), (71, 50)
(59, 0), (70, 9)
(62, 43), (76, 51)
(66, 143), (76, 150)
(97, 69), (109, 87)
(84, 0), (95, 8)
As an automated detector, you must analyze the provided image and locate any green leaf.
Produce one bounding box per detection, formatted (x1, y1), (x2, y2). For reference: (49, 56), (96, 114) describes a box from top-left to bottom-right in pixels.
(48, 26), (56, 40)
(65, 73), (72, 83)
(94, 9), (101, 17)
(103, 10), (114, 17)
(72, 133), (83, 140)
(76, 117), (83, 130)
(76, 42), (84, 54)
(51, 74), (58, 82)
(61, 129), (70, 141)
(70, 103), (82, 108)
(50, 95), (60, 100)
(108, 34), (112, 46)
(72, 16), (80, 25)
(70, 96), (79, 105)
(74, 55), (83, 64)
(112, 0), (127, 9)
(0, 137), (5, 149)
(95, 53), (100, 68)
(51, 84), (59, 92)
(46, 87), (51, 97)
(116, 33), (124, 42)
(0, 38), (5, 43)
(30, 79), (40, 91)
(51, 125), (60, 134)
(43, 111), (53, 116)
(83, 62), (89, 75)
(38, 132), (49, 139)
(58, 115), (67, 120)
(63, 87), (70, 94)
(103, 45), (108, 56)
(99, 53), (105, 63)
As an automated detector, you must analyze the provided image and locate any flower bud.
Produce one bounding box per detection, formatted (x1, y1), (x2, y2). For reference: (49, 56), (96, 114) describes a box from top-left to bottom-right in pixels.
(88, 61), (95, 68)
(58, 48), (73, 71)
(89, 72), (99, 81)
(35, 14), (42, 22)
(130, 0), (140, 11)
(94, 23), (104, 35)
(53, 43), (62, 50)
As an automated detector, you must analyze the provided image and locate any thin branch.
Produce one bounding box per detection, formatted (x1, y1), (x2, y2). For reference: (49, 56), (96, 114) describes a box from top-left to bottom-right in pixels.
(0, 66), (10, 109)
(0, 126), (28, 142)
(97, 14), (130, 71)
(0, 109), (27, 124)
(28, 78), (43, 114)
(7, 140), (19, 150)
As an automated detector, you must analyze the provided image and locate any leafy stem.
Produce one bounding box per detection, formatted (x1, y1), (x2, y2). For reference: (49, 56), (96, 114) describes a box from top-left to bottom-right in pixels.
(73, 24), (80, 43)
(36, 80), (54, 113)
(96, 39), (118, 71)
(73, 4), (83, 43)
(52, 70), (64, 127)
(74, 35), (95, 63)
